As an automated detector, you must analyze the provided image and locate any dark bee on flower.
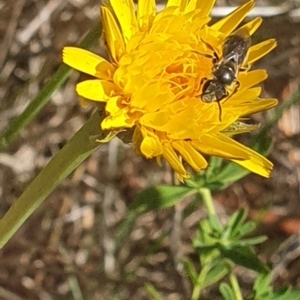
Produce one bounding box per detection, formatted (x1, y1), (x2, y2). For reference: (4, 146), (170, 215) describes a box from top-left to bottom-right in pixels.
(201, 28), (251, 121)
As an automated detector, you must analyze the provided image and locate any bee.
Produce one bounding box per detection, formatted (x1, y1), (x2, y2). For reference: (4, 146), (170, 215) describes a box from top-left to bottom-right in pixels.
(201, 29), (251, 120)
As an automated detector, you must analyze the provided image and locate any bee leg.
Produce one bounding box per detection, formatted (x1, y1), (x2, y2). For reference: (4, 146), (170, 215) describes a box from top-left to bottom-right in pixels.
(200, 77), (208, 84)
(240, 64), (251, 72)
(234, 81), (240, 92)
(199, 38), (220, 62)
(217, 101), (223, 122)
(230, 81), (240, 97)
(197, 77), (209, 98)
(191, 50), (214, 59)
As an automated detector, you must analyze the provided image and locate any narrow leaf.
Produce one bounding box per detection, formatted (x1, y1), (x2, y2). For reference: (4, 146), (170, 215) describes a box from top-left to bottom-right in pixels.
(234, 222), (257, 239)
(130, 185), (196, 213)
(271, 288), (300, 300)
(0, 113), (102, 248)
(227, 209), (247, 238)
(238, 236), (268, 246)
(202, 261), (229, 287)
(183, 258), (198, 284)
(145, 283), (164, 300)
(0, 23), (102, 150)
(220, 283), (235, 300)
(221, 246), (268, 273)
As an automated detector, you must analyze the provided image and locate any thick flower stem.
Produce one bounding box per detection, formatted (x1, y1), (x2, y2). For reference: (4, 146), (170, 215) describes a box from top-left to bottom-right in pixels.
(0, 23), (102, 150)
(0, 113), (102, 249)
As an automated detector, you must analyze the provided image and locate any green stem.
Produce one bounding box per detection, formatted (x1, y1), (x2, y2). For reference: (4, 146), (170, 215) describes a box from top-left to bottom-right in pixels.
(0, 113), (102, 249)
(198, 188), (216, 216)
(0, 23), (102, 150)
(191, 264), (211, 300)
(229, 272), (243, 300)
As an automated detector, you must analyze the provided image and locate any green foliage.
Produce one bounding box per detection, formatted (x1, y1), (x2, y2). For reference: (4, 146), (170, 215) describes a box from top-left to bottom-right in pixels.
(130, 185), (197, 213)
(248, 274), (300, 300)
(220, 283), (236, 300)
(144, 283), (164, 300)
(131, 181), (291, 300)
(193, 208), (267, 274)
(128, 178), (299, 300)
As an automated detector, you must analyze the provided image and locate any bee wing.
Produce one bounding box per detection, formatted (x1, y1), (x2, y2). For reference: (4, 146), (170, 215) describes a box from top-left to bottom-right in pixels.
(222, 28), (251, 65)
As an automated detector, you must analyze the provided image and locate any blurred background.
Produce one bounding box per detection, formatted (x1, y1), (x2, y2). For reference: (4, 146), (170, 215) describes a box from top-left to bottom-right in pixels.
(1, 0), (300, 299)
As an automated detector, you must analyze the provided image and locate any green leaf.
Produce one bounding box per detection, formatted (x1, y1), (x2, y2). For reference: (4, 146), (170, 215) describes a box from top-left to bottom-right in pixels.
(129, 185), (196, 213)
(220, 283), (235, 300)
(195, 219), (219, 248)
(238, 236), (268, 246)
(222, 209), (247, 240)
(186, 174), (206, 188)
(271, 288), (300, 300)
(251, 274), (272, 300)
(202, 261), (229, 288)
(250, 274), (300, 300)
(208, 214), (224, 232)
(0, 113), (102, 248)
(234, 222), (257, 239)
(252, 132), (273, 155)
(183, 258), (198, 284)
(210, 162), (249, 189)
(0, 23), (102, 150)
(227, 209), (247, 236)
(206, 157), (223, 179)
(144, 283), (164, 300)
(221, 246), (268, 273)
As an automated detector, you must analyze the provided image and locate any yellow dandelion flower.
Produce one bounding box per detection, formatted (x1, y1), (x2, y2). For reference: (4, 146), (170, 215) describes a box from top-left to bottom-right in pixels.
(62, 0), (278, 181)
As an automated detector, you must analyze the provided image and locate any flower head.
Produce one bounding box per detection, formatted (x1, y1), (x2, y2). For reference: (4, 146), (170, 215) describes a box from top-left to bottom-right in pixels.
(63, 0), (278, 180)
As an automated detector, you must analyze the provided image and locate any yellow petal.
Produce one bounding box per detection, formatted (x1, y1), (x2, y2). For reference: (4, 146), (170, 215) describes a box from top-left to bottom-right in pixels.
(172, 141), (208, 171)
(211, 0), (254, 35)
(137, 0), (156, 31)
(238, 70), (268, 89)
(153, 6), (178, 24)
(247, 39), (277, 65)
(76, 80), (118, 101)
(131, 82), (174, 111)
(186, 0), (216, 15)
(101, 6), (126, 62)
(234, 17), (262, 36)
(64, 0), (278, 180)
(229, 87), (262, 103)
(240, 98), (278, 116)
(106, 96), (123, 115)
(203, 134), (273, 177)
(167, 0), (188, 10)
(109, 0), (138, 44)
(232, 154), (273, 178)
(102, 111), (134, 130)
(140, 134), (163, 158)
(192, 135), (246, 160)
(162, 143), (189, 179)
(62, 47), (114, 80)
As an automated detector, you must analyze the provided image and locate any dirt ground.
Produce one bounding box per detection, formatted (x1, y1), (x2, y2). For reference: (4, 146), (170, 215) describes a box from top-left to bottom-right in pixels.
(1, 0), (300, 299)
